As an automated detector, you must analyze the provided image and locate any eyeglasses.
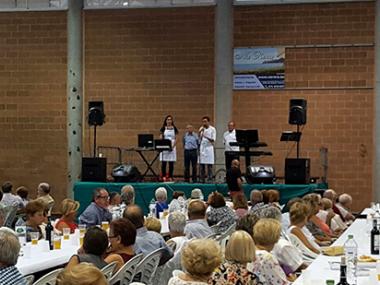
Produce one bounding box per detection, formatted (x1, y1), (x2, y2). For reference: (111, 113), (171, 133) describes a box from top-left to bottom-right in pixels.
(108, 235), (118, 239)
(97, 195), (109, 200)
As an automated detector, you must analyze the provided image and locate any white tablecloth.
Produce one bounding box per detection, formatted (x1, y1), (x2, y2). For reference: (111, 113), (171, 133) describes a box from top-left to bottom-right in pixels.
(293, 217), (379, 284)
(16, 238), (80, 275)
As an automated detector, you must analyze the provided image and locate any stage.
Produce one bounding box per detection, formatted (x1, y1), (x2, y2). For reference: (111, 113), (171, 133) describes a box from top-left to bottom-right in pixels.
(73, 182), (328, 215)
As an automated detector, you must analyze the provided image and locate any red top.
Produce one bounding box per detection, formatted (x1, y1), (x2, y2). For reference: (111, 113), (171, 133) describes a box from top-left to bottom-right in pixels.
(55, 219), (78, 233)
(119, 253), (135, 263)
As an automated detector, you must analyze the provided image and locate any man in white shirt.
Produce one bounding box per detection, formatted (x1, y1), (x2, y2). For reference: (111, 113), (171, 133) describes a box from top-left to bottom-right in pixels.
(223, 121), (240, 170)
(199, 116), (216, 183)
(1, 182), (23, 209)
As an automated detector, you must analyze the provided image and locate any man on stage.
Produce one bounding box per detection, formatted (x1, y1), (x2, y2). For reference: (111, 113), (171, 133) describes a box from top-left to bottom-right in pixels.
(183, 124), (199, 183)
(223, 121), (239, 170)
(199, 116), (216, 183)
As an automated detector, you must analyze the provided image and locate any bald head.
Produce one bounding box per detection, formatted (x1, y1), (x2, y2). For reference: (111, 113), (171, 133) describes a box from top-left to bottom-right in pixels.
(323, 189), (337, 203)
(188, 200), (206, 220)
(250, 190), (263, 205)
(123, 205), (144, 229)
(228, 121), (235, 132)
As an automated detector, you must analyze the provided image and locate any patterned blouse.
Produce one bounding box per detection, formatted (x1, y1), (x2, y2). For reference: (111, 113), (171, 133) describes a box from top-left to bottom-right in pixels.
(210, 261), (262, 285)
(207, 206), (237, 232)
(251, 250), (290, 285)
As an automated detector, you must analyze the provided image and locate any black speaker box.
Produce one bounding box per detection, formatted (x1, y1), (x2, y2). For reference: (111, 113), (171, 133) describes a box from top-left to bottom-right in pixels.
(82, 157), (107, 182)
(289, 99), (307, 125)
(88, 101), (105, 126)
(285, 158), (310, 184)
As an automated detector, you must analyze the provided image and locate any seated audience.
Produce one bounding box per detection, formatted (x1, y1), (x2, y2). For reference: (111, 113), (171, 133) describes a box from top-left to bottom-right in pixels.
(190, 188), (204, 201)
(184, 200), (213, 239)
(66, 226), (123, 270)
(120, 185), (135, 207)
(36, 182), (54, 215)
(79, 188), (112, 227)
(260, 206), (305, 274)
(0, 228), (27, 285)
(123, 205), (173, 265)
(323, 189), (343, 218)
(107, 218), (136, 263)
(167, 211), (188, 254)
(25, 200), (46, 241)
(226, 159), (243, 197)
(263, 189), (281, 208)
(108, 192), (121, 209)
(252, 219), (293, 284)
(206, 192), (237, 232)
(169, 191), (186, 213)
(336, 193), (355, 221)
(168, 239), (222, 285)
(56, 263), (107, 285)
(155, 187), (169, 218)
(16, 186), (29, 207)
(1, 181), (23, 209)
(55, 199), (80, 233)
(236, 213), (260, 237)
(319, 198), (347, 232)
(210, 230), (261, 285)
(281, 198), (302, 231)
(145, 216), (162, 233)
(250, 190), (263, 207)
(233, 193), (249, 218)
(288, 202), (320, 254)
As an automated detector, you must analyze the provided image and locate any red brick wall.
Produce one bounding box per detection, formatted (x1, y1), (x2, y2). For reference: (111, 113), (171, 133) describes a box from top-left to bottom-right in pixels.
(0, 12), (67, 204)
(234, 2), (375, 210)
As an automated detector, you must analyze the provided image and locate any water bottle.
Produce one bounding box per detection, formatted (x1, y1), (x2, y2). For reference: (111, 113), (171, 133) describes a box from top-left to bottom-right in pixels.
(149, 199), (156, 218)
(344, 234), (358, 285)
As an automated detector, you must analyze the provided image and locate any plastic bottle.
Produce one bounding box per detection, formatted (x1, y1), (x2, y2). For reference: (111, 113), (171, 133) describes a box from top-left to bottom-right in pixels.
(149, 198), (156, 218)
(344, 234), (357, 285)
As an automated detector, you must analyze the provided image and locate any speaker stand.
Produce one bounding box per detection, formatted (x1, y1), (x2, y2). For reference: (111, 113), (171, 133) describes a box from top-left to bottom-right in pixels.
(93, 124), (97, 158)
(296, 124), (300, 159)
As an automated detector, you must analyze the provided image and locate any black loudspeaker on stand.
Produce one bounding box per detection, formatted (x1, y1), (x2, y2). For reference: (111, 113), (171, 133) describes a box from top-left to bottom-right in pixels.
(82, 157), (107, 182)
(285, 158), (310, 184)
(88, 101), (105, 158)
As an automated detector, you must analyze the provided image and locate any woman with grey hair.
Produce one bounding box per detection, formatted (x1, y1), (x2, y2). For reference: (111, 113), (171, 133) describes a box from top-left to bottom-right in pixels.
(120, 185), (135, 206)
(155, 187), (168, 218)
(260, 206), (306, 274)
(167, 211), (188, 254)
(0, 228), (27, 284)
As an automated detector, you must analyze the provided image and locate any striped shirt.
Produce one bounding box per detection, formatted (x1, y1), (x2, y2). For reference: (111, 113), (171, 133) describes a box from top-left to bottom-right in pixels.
(0, 266), (27, 285)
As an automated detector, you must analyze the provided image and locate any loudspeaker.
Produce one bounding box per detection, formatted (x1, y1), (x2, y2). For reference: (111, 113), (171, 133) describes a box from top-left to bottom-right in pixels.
(88, 101), (105, 126)
(285, 158), (310, 184)
(289, 99), (307, 125)
(82, 157), (107, 182)
(246, 165), (275, 184)
(112, 164), (141, 182)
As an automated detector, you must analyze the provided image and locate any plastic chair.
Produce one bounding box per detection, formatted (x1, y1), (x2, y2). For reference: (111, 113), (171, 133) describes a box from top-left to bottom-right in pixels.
(288, 233), (319, 261)
(4, 205), (18, 228)
(32, 268), (63, 285)
(101, 261), (118, 280)
(109, 254), (144, 285)
(134, 248), (164, 285)
(210, 220), (223, 234)
(24, 275), (35, 285)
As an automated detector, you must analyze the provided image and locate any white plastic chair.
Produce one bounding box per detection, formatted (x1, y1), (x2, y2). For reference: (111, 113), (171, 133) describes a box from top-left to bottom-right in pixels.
(25, 275), (35, 285)
(101, 261), (118, 280)
(109, 254), (144, 285)
(288, 233), (319, 261)
(4, 205), (18, 228)
(134, 248), (164, 285)
(32, 268), (63, 285)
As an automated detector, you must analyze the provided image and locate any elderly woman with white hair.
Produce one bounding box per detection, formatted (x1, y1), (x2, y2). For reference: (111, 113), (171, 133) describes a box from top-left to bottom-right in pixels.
(166, 211), (188, 254)
(336, 193), (355, 221)
(155, 187), (169, 218)
(0, 228), (27, 285)
(121, 185), (135, 207)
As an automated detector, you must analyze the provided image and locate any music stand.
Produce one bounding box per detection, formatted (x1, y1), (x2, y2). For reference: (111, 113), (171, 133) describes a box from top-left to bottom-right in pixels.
(154, 139), (172, 151)
(280, 131), (302, 158)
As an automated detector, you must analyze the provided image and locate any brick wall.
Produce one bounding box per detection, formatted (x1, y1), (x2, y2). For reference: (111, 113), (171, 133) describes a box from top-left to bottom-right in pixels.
(234, 2), (375, 210)
(0, 12), (67, 204)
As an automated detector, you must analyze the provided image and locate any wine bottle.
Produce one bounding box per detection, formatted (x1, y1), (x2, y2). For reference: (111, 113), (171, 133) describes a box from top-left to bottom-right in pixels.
(45, 217), (54, 250)
(336, 256), (349, 285)
(371, 219), (380, 254)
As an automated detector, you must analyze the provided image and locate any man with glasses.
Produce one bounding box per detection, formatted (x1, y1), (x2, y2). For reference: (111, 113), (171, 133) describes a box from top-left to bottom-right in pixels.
(79, 188), (112, 227)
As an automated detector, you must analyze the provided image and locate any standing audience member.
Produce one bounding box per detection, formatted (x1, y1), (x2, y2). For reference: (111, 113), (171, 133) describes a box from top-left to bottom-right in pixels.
(169, 191), (186, 213)
(199, 116), (216, 183)
(233, 193), (249, 218)
(107, 218), (136, 263)
(57, 263), (107, 285)
(167, 211), (188, 255)
(1, 181), (23, 209)
(25, 200), (45, 241)
(79, 188), (112, 227)
(210, 230), (261, 285)
(207, 192), (237, 233)
(120, 185), (135, 207)
(55, 199), (80, 233)
(0, 228), (27, 285)
(155, 187), (169, 218)
(252, 219), (293, 284)
(226, 159), (243, 197)
(168, 239), (222, 285)
(160, 115), (179, 181)
(183, 124), (199, 183)
(123, 205), (173, 265)
(184, 200), (213, 239)
(223, 121), (239, 170)
(16, 186), (29, 207)
(66, 226), (123, 271)
(36, 182), (54, 215)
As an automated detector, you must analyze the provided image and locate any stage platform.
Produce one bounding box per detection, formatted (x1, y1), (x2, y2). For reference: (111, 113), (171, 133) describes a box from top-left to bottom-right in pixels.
(74, 182), (328, 215)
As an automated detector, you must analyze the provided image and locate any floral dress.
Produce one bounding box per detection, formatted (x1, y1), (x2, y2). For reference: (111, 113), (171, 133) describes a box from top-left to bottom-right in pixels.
(210, 261), (262, 285)
(207, 206), (237, 232)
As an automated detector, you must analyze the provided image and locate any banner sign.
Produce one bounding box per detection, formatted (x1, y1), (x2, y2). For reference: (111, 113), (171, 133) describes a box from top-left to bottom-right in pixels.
(233, 47), (285, 90)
